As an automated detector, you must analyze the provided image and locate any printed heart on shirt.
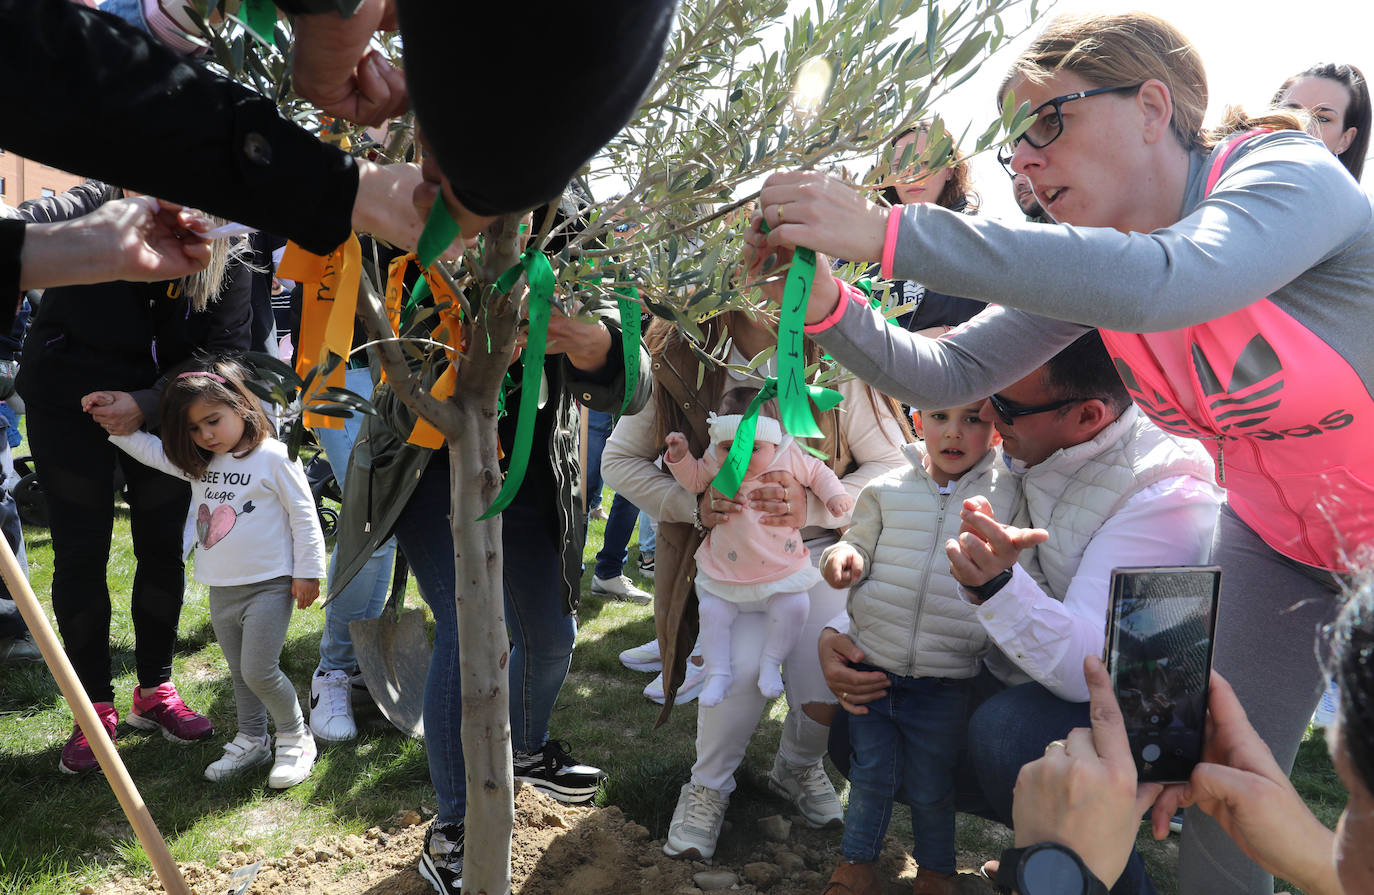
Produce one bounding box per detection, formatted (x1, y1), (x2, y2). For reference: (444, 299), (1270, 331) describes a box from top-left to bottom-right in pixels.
(199, 503), (238, 549)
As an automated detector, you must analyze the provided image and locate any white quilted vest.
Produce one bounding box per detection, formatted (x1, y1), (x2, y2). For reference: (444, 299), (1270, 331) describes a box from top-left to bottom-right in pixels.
(843, 442), (1021, 678)
(1014, 406), (1216, 600)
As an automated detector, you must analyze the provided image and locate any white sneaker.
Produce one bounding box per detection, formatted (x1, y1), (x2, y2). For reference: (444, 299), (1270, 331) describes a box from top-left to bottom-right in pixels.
(767, 753), (843, 828)
(310, 669), (357, 742)
(645, 657), (708, 705)
(204, 732), (272, 782)
(268, 731), (317, 789)
(619, 638), (662, 673)
(663, 781), (729, 861)
(591, 574), (652, 604)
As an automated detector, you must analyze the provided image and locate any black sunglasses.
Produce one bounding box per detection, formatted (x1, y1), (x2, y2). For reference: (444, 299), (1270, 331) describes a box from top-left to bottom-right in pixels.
(996, 83), (1144, 175)
(987, 393), (1083, 426)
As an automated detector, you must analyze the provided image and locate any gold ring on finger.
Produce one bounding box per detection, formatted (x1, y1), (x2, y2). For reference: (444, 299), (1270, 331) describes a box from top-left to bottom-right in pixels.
(841, 692), (849, 702)
(1044, 739), (1068, 756)
(777, 204), (786, 224)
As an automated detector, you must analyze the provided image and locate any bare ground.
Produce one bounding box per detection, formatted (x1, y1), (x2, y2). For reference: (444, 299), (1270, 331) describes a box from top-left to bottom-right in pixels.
(97, 784), (1004, 895)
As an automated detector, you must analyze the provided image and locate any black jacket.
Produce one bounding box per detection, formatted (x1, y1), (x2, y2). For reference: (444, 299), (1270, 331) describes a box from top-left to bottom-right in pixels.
(17, 264), (253, 424)
(0, 1), (674, 248)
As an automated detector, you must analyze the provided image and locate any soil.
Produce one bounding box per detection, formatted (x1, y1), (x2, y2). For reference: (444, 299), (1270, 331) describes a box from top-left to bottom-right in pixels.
(97, 784), (1002, 895)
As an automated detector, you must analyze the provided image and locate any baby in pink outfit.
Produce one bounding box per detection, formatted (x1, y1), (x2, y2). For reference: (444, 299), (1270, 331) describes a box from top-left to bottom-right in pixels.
(666, 387), (853, 705)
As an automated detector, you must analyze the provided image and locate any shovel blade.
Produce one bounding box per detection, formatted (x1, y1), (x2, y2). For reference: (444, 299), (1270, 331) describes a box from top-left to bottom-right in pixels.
(349, 608), (431, 738)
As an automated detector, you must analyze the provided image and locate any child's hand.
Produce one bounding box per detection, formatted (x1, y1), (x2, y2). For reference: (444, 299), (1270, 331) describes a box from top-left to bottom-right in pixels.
(292, 578), (320, 609)
(81, 391), (117, 413)
(822, 544), (864, 588)
(665, 431), (689, 463)
(826, 494), (854, 518)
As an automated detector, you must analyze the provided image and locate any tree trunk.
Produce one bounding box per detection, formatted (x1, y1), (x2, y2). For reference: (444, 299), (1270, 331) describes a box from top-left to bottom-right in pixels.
(356, 215), (525, 895)
(448, 395), (513, 895)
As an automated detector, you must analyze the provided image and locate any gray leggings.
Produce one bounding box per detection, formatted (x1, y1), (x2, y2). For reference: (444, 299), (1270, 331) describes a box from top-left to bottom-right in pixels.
(209, 577), (305, 740)
(1178, 505), (1344, 895)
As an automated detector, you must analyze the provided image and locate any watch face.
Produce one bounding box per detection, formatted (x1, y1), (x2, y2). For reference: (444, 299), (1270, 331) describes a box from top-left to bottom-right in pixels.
(1022, 846), (1087, 895)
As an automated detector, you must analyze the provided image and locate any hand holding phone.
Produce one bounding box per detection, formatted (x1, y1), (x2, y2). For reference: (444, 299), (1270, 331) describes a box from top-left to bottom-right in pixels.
(1106, 566), (1222, 784)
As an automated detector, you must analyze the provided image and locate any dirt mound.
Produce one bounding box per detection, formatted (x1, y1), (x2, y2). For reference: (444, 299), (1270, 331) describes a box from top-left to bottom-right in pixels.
(98, 785), (995, 894)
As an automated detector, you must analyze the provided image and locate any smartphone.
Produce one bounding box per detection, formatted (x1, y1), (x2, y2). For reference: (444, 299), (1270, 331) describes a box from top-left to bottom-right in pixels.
(1105, 566), (1222, 783)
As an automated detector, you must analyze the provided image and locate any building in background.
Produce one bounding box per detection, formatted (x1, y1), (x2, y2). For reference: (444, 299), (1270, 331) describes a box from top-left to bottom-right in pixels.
(0, 150), (86, 205)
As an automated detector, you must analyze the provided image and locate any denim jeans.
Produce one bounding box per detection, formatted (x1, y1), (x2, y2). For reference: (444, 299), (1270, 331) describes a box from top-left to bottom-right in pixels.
(314, 368), (397, 674)
(584, 409), (641, 579)
(393, 453), (576, 825)
(842, 668), (970, 873)
(830, 673), (1158, 895)
(967, 681), (1158, 895)
(637, 509), (656, 555)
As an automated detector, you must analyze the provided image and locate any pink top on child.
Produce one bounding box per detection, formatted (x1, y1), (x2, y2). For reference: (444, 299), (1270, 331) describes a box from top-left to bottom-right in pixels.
(668, 426), (849, 598)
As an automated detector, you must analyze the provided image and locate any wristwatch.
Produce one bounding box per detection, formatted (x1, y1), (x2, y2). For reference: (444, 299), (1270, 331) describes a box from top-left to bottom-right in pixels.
(997, 843), (1109, 895)
(965, 567), (1013, 603)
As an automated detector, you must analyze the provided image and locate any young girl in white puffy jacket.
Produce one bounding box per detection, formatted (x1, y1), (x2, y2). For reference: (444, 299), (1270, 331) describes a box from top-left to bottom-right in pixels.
(819, 400), (1019, 895)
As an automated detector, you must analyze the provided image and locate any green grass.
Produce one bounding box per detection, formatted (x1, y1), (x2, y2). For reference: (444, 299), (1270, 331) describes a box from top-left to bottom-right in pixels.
(0, 469), (1347, 894)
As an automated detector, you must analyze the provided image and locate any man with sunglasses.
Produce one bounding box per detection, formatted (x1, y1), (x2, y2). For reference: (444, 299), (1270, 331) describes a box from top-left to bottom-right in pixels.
(821, 332), (1220, 895)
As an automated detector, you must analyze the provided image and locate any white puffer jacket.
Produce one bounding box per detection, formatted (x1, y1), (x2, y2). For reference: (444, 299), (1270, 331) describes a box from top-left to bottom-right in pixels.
(824, 441), (1021, 679)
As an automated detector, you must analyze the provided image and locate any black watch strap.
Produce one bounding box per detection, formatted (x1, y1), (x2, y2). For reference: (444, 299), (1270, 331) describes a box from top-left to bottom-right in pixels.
(965, 567), (1013, 602)
(998, 843), (1109, 895)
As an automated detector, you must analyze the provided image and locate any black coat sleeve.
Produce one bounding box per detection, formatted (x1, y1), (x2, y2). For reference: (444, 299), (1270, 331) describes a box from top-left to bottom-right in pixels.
(398, 0), (676, 216)
(17, 182), (122, 224)
(0, 1), (356, 254)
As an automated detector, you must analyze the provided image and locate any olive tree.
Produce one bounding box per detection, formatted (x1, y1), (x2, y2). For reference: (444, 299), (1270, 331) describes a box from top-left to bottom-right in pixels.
(203, 1), (1042, 891)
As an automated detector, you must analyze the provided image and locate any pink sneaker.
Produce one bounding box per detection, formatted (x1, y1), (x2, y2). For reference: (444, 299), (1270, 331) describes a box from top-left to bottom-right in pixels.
(128, 682), (213, 744)
(59, 702), (118, 774)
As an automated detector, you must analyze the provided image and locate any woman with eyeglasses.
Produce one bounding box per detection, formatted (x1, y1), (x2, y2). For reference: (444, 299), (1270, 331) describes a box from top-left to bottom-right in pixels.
(746, 11), (1374, 895)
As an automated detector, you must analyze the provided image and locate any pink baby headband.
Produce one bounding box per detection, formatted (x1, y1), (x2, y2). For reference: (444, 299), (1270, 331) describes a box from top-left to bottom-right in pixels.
(177, 371), (226, 383)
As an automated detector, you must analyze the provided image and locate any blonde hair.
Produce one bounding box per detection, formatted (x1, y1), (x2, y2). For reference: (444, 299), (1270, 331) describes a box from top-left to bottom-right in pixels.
(1002, 12), (1208, 151)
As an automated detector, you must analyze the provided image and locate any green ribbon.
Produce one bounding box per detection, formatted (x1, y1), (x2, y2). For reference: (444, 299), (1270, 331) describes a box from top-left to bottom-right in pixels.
(708, 376), (843, 499)
(777, 246), (824, 437)
(242, 0), (276, 46)
(758, 220), (828, 438)
(407, 196), (463, 311)
(478, 251), (554, 520)
(613, 286), (641, 417)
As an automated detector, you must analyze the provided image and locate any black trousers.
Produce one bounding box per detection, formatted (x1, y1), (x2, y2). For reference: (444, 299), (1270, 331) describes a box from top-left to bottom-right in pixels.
(27, 405), (189, 703)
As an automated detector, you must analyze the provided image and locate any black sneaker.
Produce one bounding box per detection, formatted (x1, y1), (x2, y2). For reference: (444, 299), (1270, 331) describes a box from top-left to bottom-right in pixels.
(638, 552), (655, 576)
(513, 739), (606, 804)
(417, 821), (464, 893)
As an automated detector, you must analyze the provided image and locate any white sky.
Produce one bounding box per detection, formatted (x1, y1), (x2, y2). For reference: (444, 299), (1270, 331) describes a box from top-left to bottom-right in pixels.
(943, 0), (1374, 218)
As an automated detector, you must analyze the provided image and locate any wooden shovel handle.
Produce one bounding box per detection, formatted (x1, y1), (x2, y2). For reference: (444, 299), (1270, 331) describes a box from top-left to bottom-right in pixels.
(0, 533), (190, 895)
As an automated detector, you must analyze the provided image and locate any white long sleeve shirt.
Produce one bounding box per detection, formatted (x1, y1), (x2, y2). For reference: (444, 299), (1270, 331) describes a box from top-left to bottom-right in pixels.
(110, 431), (327, 587)
(827, 473), (1221, 702)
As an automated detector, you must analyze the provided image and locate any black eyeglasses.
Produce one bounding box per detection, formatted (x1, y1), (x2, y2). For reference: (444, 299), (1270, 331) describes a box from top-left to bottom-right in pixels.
(987, 392), (1083, 426)
(996, 83), (1144, 175)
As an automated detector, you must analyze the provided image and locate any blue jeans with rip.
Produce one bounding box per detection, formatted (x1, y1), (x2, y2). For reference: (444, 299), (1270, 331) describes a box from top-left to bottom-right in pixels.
(584, 409), (641, 579)
(393, 453), (576, 825)
(314, 367), (397, 674)
(842, 668), (970, 874)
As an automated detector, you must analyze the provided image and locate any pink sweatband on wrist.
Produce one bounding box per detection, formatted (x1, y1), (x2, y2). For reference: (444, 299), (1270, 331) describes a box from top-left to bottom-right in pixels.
(803, 277), (863, 334)
(880, 205), (902, 280)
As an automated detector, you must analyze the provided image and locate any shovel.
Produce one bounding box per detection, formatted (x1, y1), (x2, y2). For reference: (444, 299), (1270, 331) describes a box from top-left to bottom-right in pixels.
(350, 552), (429, 737)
